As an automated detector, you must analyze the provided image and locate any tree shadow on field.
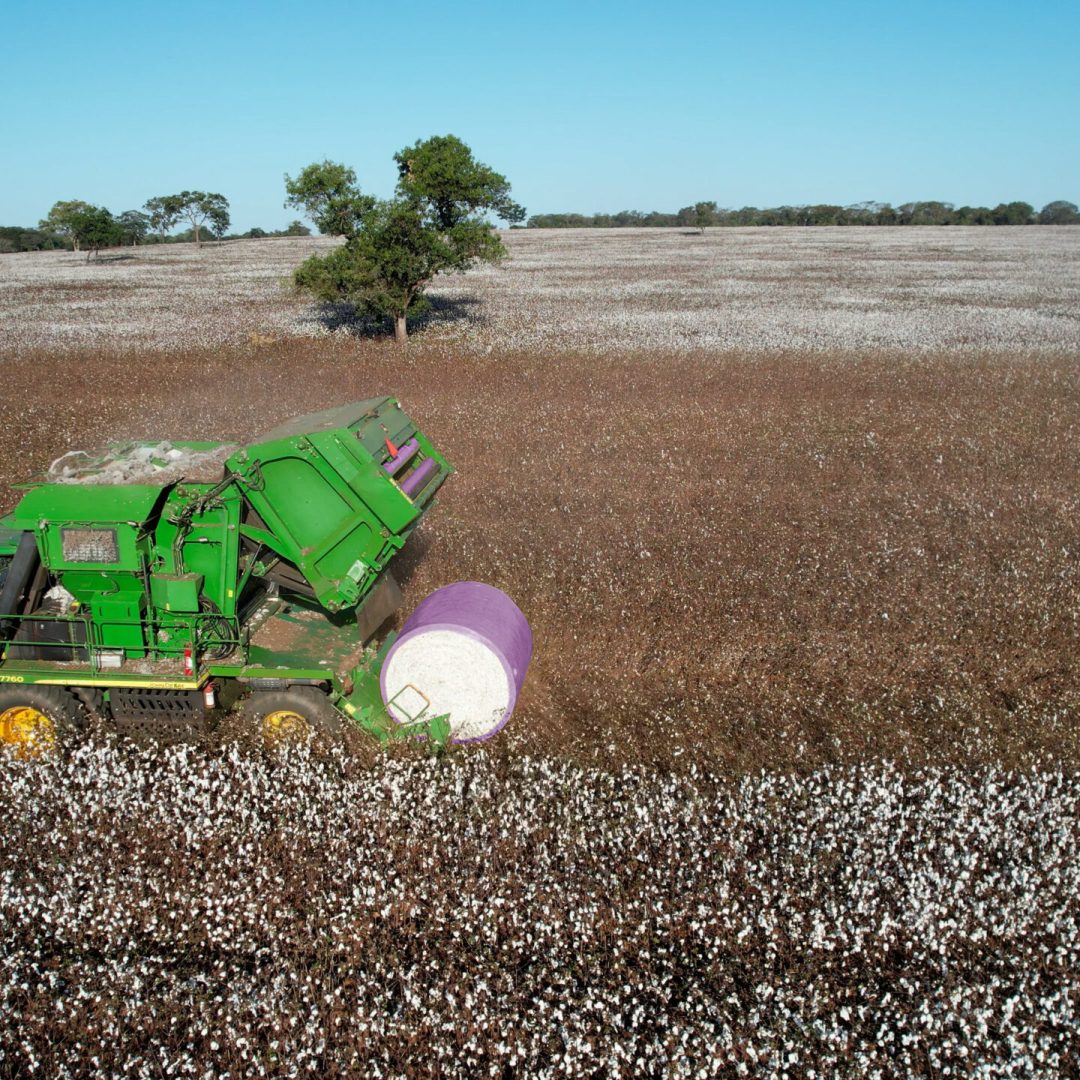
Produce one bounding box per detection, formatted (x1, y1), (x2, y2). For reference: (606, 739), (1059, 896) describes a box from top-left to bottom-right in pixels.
(300, 294), (484, 340)
(92, 253), (139, 264)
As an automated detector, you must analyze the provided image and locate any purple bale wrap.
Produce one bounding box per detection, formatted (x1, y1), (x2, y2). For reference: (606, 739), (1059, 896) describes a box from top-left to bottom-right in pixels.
(401, 457), (439, 499)
(380, 582), (533, 742)
(382, 438), (419, 476)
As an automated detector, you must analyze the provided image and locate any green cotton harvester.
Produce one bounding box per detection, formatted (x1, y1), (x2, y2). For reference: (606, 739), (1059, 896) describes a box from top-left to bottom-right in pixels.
(0, 401), (531, 756)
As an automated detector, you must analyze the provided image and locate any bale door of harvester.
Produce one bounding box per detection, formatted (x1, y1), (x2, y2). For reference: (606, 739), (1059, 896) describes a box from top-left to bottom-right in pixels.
(227, 401), (451, 612)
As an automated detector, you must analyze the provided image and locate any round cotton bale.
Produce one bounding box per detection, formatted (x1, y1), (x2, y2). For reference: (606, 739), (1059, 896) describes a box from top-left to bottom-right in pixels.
(380, 582), (532, 742)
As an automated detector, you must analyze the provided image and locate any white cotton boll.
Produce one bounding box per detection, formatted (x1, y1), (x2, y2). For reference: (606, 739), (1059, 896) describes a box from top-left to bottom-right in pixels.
(2, 747), (1079, 1075)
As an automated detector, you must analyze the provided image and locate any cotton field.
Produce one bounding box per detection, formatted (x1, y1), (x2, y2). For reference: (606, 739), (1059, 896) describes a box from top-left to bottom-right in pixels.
(0, 228), (1077, 1076)
(438, 227), (1080, 354)
(1, 743), (1077, 1078)
(1, 227), (1078, 355)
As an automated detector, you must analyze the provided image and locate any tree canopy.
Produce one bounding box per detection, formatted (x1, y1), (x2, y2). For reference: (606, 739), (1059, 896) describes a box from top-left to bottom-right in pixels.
(0, 226), (65, 254)
(284, 161), (375, 238)
(527, 199), (1077, 229)
(991, 202), (1035, 225)
(68, 206), (123, 261)
(290, 135), (524, 341)
(118, 210), (150, 245)
(175, 191), (230, 244)
(1038, 200), (1079, 225)
(693, 201), (717, 233)
(394, 135), (526, 228)
(142, 192), (229, 244)
(143, 195), (184, 241)
(13, 187), (248, 251)
(39, 201), (94, 251)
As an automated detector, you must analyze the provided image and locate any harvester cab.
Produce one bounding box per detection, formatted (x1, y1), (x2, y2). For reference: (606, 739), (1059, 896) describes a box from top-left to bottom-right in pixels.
(0, 400), (531, 756)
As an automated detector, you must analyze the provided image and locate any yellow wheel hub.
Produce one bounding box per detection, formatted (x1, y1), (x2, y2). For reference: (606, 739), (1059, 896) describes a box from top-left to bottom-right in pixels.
(262, 709), (313, 744)
(0, 706), (57, 759)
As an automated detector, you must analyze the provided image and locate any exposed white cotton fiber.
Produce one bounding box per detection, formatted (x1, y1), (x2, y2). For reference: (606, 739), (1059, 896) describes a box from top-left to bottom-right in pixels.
(47, 442), (237, 486)
(382, 629), (511, 742)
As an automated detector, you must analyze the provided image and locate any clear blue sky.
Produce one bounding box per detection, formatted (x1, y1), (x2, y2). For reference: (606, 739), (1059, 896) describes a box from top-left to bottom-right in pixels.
(2, 0), (1076, 231)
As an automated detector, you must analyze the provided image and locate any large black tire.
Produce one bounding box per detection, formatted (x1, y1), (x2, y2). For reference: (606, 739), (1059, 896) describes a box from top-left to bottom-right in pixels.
(224, 686), (344, 751)
(0, 685), (83, 758)
(71, 686), (107, 724)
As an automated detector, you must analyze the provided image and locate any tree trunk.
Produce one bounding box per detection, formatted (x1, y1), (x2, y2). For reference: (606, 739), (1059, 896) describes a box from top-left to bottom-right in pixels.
(394, 314), (408, 343)
(194, 223), (201, 246)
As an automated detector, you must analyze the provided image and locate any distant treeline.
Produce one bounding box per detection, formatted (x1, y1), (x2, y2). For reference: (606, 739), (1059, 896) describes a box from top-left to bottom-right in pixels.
(0, 226), (67, 253)
(0, 220), (311, 254)
(0, 190), (315, 255)
(527, 200), (1080, 229)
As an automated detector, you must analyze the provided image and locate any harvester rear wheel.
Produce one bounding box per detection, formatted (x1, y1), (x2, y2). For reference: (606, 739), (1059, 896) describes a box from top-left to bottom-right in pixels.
(0, 685), (83, 759)
(232, 687), (344, 751)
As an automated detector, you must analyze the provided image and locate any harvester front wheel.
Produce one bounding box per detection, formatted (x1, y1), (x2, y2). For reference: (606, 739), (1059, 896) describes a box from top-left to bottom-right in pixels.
(0, 686), (83, 759)
(71, 686), (107, 725)
(235, 687), (344, 751)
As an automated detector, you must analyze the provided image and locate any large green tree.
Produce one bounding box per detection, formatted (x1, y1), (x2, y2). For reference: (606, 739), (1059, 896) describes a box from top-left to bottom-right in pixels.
(693, 200), (717, 233)
(1037, 200), (1079, 225)
(991, 201), (1034, 225)
(68, 206), (123, 261)
(176, 191), (230, 244)
(898, 201), (955, 226)
(143, 195), (183, 241)
(39, 200), (94, 251)
(290, 136), (524, 342)
(143, 191), (229, 244)
(118, 210), (150, 245)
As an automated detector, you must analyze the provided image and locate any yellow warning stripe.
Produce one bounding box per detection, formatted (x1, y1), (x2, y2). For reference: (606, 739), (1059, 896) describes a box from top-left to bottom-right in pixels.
(33, 678), (200, 690)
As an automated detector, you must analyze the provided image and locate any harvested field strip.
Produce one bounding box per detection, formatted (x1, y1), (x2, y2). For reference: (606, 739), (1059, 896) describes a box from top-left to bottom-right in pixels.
(0, 341), (1075, 774)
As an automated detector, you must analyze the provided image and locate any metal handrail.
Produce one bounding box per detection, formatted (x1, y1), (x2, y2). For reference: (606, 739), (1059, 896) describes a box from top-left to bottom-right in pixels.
(0, 609), (242, 673)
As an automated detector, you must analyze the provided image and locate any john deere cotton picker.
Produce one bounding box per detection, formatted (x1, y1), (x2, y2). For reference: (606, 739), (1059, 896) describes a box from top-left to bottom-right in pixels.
(0, 401), (531, 755)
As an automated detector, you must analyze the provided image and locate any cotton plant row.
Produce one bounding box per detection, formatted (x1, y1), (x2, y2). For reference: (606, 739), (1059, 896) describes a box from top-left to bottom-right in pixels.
(1, 228), (1077, 355)
(0, 238), (322, 354)
(1, 742), (1077, 1077)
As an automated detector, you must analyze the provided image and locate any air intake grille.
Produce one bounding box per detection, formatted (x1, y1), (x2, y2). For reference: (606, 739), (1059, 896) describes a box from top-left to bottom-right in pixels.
(61, 527), (119, 563)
